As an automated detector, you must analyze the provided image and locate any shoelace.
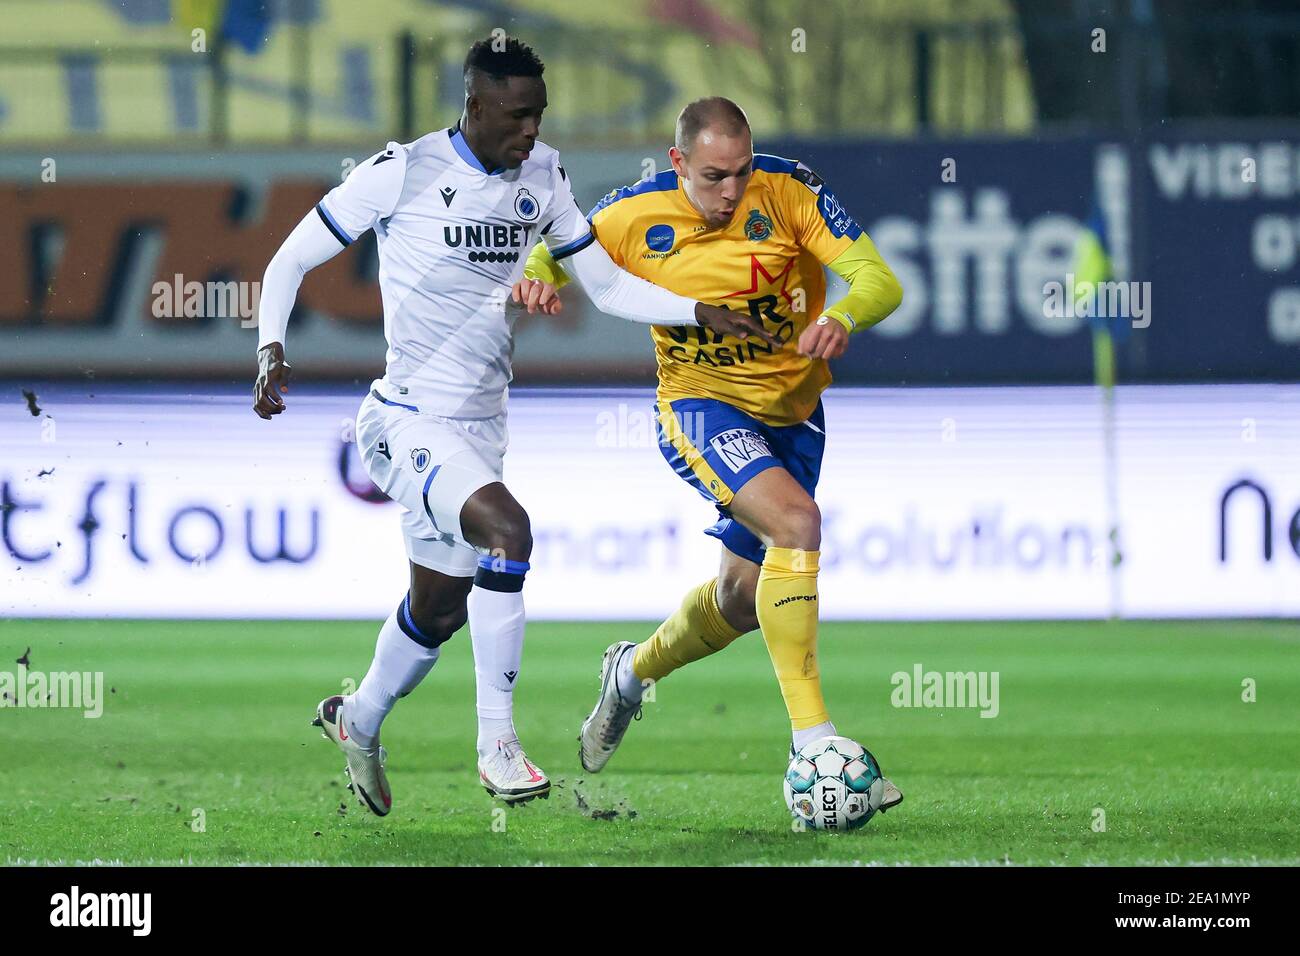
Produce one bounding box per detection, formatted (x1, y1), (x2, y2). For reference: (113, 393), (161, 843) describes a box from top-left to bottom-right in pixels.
(598, 700), (642, 746)
(493, 740), (533, 777)
(591, 649), (642, 749)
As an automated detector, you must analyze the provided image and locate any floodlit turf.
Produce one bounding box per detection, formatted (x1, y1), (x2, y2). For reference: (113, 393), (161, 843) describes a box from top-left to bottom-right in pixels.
(1, 618), (1297, 866)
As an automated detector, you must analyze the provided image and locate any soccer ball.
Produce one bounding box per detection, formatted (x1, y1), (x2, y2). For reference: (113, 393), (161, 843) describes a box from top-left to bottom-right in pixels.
(784, 735), (885, 831)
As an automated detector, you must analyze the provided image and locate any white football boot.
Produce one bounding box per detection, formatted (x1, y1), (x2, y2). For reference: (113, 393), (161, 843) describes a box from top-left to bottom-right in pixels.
(879, 778), (904, 812)
(788, 742), (904, 813)
(578, 640), (643, 773)
(478, 738), (550, 803)
(312, 695), (392, 816)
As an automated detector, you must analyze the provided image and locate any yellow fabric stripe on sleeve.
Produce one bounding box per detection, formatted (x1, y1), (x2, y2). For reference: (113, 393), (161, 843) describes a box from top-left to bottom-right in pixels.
(822, 232), (903, 334)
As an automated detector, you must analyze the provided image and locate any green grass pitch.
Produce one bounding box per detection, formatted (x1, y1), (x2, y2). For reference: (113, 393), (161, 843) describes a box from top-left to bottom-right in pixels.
(2, 618), (1297, 866)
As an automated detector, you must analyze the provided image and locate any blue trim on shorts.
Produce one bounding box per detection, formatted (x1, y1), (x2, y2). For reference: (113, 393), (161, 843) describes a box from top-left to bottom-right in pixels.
(421, 464), (443, 532)
(371, 388), (418, 412)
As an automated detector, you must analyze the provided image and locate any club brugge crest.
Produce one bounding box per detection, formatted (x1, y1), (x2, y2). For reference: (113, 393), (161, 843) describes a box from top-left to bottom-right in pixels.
(411, 448), (431, 472)
(745, 208), (774, 242)
(514, 187), (539, 222)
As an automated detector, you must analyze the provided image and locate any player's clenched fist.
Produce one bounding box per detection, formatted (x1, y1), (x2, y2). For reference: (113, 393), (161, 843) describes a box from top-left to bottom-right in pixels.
(511, 277), (563, 315)
(797, 314), (850, 360)
(253, 342), (293, 419)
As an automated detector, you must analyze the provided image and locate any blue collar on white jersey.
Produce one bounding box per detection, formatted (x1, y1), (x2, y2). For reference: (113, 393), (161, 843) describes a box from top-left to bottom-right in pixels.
(449, 125), (505, 176)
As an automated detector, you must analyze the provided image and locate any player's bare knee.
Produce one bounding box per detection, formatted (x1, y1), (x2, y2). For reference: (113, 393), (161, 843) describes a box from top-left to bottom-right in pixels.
(478, 507), (533, 561)
(763, 500), (821, 551)
(461, 484), (533, 560)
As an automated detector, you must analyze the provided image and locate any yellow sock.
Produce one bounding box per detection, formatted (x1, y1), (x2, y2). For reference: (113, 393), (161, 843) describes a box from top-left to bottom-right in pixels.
(756, 547), (828, 731)
(633, 578), (744, 683)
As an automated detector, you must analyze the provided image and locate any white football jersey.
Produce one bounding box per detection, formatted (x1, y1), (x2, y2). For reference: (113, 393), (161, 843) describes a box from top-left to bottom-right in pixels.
(316, 126), (593, 418)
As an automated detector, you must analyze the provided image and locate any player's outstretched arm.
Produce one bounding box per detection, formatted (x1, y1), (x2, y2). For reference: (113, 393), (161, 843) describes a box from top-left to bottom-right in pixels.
(252, 211), (347, 418)
(560, 236), (780, 345)
(535, 157), (779, 345)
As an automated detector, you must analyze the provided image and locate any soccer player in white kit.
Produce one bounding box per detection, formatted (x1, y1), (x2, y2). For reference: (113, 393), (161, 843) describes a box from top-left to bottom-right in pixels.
(251, 37), (776, 812)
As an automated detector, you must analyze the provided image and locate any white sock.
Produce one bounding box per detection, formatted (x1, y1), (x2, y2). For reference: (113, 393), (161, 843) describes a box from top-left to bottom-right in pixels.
(346, 599), (441, 750)
(468, 559), (528, 758)
(792, 720), (837, 754)
(615, 645), (645, 702)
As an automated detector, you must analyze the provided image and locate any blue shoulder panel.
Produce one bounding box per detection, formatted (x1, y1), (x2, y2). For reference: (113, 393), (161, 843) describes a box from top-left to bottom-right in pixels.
(755, 152), (863, 240)
(752, 153), (799, 175)
(586, 169), (679, 220)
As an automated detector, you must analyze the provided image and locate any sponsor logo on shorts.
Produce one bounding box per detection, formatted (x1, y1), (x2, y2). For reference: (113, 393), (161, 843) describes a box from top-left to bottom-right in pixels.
(709, 428), (773, 471)
(411, 448), (431, 472)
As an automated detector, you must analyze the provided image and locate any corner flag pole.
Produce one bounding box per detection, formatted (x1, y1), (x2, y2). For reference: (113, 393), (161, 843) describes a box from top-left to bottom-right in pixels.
(1092, 323), (1122, 621)
(1076, 208), (1123, 621)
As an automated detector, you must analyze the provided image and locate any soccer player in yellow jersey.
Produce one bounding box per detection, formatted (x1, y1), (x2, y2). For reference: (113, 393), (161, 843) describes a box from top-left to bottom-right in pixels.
(523, 97), (903, 798)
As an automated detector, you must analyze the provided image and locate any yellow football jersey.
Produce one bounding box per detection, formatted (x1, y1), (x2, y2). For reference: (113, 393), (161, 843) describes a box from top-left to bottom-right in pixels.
(582, 155), (867, 426)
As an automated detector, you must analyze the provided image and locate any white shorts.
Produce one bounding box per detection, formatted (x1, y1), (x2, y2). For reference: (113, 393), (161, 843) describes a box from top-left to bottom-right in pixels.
(355, 389), (507, 577)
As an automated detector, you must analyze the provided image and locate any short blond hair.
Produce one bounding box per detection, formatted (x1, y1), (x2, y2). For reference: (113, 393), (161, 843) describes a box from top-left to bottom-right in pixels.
(675, 97), (750, 156)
